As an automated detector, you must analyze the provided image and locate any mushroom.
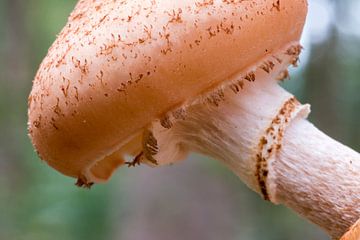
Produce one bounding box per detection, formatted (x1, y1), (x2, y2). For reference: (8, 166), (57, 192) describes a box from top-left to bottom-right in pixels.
(28, 0), (359, 239)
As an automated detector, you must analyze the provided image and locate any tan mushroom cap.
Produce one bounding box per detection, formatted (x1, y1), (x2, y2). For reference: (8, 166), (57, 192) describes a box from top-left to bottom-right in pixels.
(341, 219), (360, 240)
(28, 0), (308, 182)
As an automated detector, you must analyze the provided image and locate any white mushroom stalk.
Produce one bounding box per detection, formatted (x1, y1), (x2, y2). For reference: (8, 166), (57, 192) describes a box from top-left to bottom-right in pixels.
(141, 45), (360, 239)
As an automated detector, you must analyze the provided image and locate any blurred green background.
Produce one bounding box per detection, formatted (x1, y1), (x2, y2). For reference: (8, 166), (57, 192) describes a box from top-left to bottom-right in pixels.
(0, 0), (359, 240)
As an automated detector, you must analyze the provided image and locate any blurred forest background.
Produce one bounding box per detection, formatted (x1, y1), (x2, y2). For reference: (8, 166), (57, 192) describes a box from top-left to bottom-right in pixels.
(0, 0), (359, 240)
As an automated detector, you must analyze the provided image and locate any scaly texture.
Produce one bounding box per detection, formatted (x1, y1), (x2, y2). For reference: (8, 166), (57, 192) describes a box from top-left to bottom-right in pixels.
(28, 0), (307, 182)
(144, 48), (309, 199)
(274, 119), (360, 239)
(143, 50), (359, 238)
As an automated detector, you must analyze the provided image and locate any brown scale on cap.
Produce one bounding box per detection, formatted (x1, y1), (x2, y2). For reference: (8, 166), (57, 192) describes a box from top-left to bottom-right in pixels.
(75, 174), (94, 189)
(276, 69), (290, 81)
(28, 0), (308, 186)
(131, 41), (306, 176)
(271, 0), (281, 11)
(131, 42), (305, 172)
(244, 71), (256, 82)
(206, 89), (226, 107)
(160, 115), (173, 129)
(230, 80), (244, 93)
(286, 44), (303, 66)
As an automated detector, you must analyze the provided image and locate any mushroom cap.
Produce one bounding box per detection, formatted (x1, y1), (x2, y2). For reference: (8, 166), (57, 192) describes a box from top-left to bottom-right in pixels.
(28, 0), (308, 182)
(341, 219), (360, 240)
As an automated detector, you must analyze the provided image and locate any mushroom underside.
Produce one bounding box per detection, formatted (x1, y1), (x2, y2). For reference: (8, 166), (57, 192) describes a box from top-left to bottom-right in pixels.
(84, 43), (359, 239)
(85, 43), (302, 182)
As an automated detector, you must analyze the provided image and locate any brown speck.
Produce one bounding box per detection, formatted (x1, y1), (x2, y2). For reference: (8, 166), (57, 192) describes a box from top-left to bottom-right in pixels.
(271, 0), (281, 11)
(173, 108), (186, 120)
(167, 8), (183, 24)
(222, 0), (245, 4)
(195, 0), (214, 8)
(95, 5), (102, 11)
(260, 61), (275, 73)
(143, 130), (159, 165)
(126, 152), (143, 167)
(53, 98), (63, 116)
(61, 78), (71, 97)
(286, 44), (303, 56)
(74, 86), (79, 101)
(277, 70), (290, 81)
(51, 122), (59, 130)
(207, 27), (217, 38)
(75, 175), (94, 189)
(230, 84), (240, 93)
(99, 14), (108, 24)
(260, 137), (268, 146)
(135, 74), (144, 83)
(33, 121), (40, 129)
(207, 90), (225, 107)
(244, 72), (256, 82)
(96, 70), (105, 85)
(33, 118), (41, 128)
(160, 115), (173, 129)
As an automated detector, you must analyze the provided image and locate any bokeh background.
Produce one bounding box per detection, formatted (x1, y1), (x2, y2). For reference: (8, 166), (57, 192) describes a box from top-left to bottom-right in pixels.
(0, 0), (359, 240)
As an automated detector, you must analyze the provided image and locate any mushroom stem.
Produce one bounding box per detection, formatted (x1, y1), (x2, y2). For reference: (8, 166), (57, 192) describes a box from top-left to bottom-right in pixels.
(146, 61), (359, 238)
(275, 118), (360, 239)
